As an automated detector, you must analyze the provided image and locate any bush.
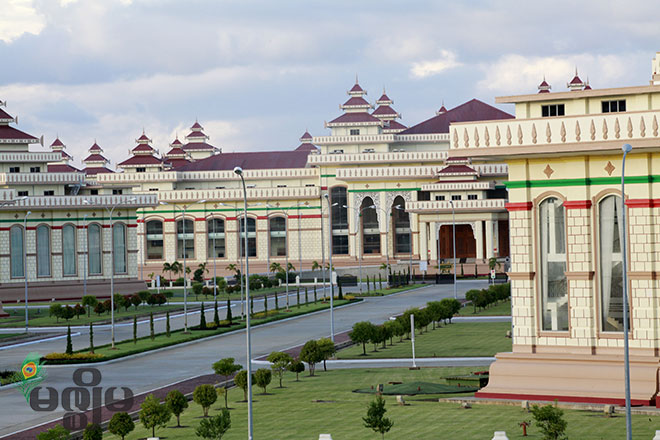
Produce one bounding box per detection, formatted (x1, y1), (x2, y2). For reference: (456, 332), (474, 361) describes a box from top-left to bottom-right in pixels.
(43, 352), (104, 361)
(193, 282), (204, 298)
(137, 290), (151, 304)
(174, 277), (185, 286)
(196, 408), (231, 440)
(36, 425), (70, 440)
(531, 403), (567, 440)
(82, 423), (102, 440)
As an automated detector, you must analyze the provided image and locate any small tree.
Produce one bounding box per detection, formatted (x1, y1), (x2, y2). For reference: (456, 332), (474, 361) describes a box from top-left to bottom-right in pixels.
(234, 370), (253, 402)
(195, 408), (231, 440)
(212, 358), (242, 408)
(89, 322), (94, 354)
(363, 395), (394, 439)
(370, 325), (386, 352)
(193, 384), (217, 417)
(65, 325), (73, 355)
(60, 305), (75, 321)
(214, 300), (220, 326)
(226, 297), (232, 323)
(108, 412), (134, 440)
(166, 389), (189, 427)
(337, 281), (344, 300)
(36, 425), (70, 440)
(81, 295), (98, 317)
(166, 311), (171, 337)
(82, 423), (102, 440)
(267, 351), (292, 388)
(149, 312), (155, 340)
(199, 302), (207, 329)
(317, 338), (335, 372)
(350, 321), (375, 355)
(139, 394), (171, 438)
(304, 287), (309, 305)
(391, 319), (405, 343)
(122, 294), (132, 311)
(74, 304), (84, 319)
(287, 358), (305, 381)
(49, 304), (63, 323)
(531, 403), (568, 440)
(254, 368), (272, 394)
(299, 339), (323, 376)
(133, 315), (137, 344)
(130, 294), (141, 310)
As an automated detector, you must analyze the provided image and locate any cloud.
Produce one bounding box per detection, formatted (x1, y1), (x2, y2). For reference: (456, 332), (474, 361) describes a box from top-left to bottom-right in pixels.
(0, 0), (46, 43)
(410, 50), (462, 78)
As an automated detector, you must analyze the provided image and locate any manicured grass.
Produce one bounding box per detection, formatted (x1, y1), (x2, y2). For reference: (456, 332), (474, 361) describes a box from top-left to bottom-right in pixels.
(337, 321), (512, 359)
(104, 367), (660, 440)
(0, 333), (23, 340)
(458, 300), (512, 316)
(47, 300), (356, 363)
(0, 304), (189, 328)
(353, 284), (426, 297)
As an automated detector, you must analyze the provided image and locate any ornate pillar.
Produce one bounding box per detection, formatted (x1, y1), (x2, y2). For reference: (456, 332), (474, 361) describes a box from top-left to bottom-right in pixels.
(419, 221), (428, 262)
(429, 222), (438, 262)
(474, 221), (484, 260)
(485, 220), (495, 259)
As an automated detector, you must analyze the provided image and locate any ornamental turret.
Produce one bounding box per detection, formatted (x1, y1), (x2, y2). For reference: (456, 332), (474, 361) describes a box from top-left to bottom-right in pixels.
(182, 120), (220, 160)
(567, 68), (585, 91)
(83, 142), (113, 176)
(372, 88), (407, 134)
(325, 78), (382, 135)
(117, 131), (164, 173)
(163, 137), (192, 169)
(47, 137), (80, 172)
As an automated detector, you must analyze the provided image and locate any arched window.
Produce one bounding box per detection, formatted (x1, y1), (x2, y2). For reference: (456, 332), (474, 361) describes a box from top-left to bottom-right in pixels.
(10, 225), (24, 278)
(269, 216), (286, 257)
(62, 224), (77, 276)
(538, 197), (568, 331)
(88, 223), (102, 275)
(239, 217), (257, 257)
(36, 225), (51, 277)
(361, 197), (380, 254)
(177, 219), (195, 259)
(146, 220), (163, 260)
(392, 196), (411, 253)
(113, 223), (127, 274)
(330, 187), (348, 255)
(599, 195), (626, 331)
(208, 218), (225, 259)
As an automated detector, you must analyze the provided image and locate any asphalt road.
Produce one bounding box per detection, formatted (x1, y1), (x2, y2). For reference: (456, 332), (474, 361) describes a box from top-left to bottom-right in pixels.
(0, 280), (504, 437)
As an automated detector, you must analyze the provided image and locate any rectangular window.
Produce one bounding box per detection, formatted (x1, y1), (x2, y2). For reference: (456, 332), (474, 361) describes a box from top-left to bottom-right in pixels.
(305, 184), (315, 187)
(277, 184), (287, 188)
(468, 194), (478, 200)
(43, 190), (54, 196)
(136, 167), (146, 173)
(9, 167), (20, 173)
(601, 100), (626, 113)
(112, 189), (123, 195)
(17, 191), (28, 197)
(451, 195), (462, 201)
(541, 104), (565, 117)
(30, 167), (40, 173)
(62, 225), (77, 276)
(435, 195), (445, 201)
(349, 129), (360, 136)
(149, 188), (158, 192)
(90, 189), (99, 195)
(539, 198), (568, 331)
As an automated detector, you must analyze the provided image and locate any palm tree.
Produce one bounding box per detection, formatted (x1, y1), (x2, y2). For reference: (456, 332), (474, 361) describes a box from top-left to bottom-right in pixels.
(198, 262), (209, 275)
(311, 261), (320, 271)
(163, 262), (174, 281)
(171, 261), (183, 280)
(269, 262), (283, 273)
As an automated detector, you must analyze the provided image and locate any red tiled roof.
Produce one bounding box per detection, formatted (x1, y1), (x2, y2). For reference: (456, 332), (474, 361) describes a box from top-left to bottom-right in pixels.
(171, 138), (183, 145)
(164, 158), (191, 169)
(132, 144), (155, 153)
(84, 167), (114, 175)
(0, 125), (38, 141)
(0, 109), (13, 120)
(569, 75), (583, 85)
(84, 154), (108, 162)
(183, 142), (216, 151)
(342, 96), (371, 107)
(384, 120), (407, 130)
(300, 131), (313, 141)
(349, 83), (364, 93)
(137, 134), (150, 141)
(328, 112), (381, 125)
(583, 84), (592, 90)
(89, 143), (102, 152)
(166, 147), (187, 157)
(437, 105), (448, 113)
(50, 138), (64, 147)
(176, 150), (311, 172)
(48, 163), (80, 173)
(438, 164), (477, 174)
(118, 155), (163, 166)
(191, 122), (203, 129)
(186, 131), (207, 138)
(372, 105), (398, 116)
(295, 143), (318, 151)
(60, 150), (72, 159)
(377, 93), (392, 103)
(400, 99), (514, 135)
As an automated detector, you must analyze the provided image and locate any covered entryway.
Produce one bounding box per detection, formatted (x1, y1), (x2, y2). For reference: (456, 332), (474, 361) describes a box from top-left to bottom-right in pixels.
(438, 224), (476, 259)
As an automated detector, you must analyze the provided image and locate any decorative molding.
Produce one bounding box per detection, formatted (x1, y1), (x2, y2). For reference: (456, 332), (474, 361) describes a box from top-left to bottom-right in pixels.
(507, 271), (535, 280)
(505, 202), (533, 212)
(565, 271), (595, 280)
(628, 271), (658, 280)
(564, 200), (593, 210)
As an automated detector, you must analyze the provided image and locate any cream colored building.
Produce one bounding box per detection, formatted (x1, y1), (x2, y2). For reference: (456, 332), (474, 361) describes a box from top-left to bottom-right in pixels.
(452, 53), (660, 406)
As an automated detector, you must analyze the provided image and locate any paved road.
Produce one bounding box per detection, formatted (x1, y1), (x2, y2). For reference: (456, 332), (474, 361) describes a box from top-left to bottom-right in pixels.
(0, 280), (500, 437)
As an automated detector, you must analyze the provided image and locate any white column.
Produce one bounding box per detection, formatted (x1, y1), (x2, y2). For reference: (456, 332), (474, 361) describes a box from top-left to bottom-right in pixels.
(485, 220), (495, 259)
(429, 222), (438, 262)
(419, 221), (428, 262)
(474, 221), (484, 260)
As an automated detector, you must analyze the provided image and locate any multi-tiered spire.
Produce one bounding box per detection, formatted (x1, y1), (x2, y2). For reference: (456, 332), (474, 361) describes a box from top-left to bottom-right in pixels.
(47, 137), (80, 172)
(83, 142), (113, 176)
(163, 137), (191, 169)
(182, 120), (219, 159)
(567, 68), (585, 91)
(117, 131), (165, 172)
(372, 88), (407, 133)
(326, 78), (382, 130)
(295, 130), (317, 152)
(0, 101), (40, 150)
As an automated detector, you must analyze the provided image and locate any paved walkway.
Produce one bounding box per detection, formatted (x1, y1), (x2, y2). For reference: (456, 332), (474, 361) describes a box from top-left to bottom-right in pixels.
(0, 280), (499, 437)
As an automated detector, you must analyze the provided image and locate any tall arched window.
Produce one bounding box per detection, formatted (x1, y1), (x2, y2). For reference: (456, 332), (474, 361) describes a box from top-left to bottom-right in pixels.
(269, 216), (286, 257)
(599, 195), (625, 331)
(538, 197), (568, 331)
(36, 225), (51, 277)
(207, 218), (225, 259)
(145, 220), (163, 260)
(239, 217), (257, 257)
(361, 197), (380, 254)
(177, 219), (195, 259)
(113, 223), (127, 274)
(10, 225), (24, 278)
(330, 187), (349, 255)
(88, 223), (102, 275)
(62, 224), (77, 276)
(392, 196), (411, 253)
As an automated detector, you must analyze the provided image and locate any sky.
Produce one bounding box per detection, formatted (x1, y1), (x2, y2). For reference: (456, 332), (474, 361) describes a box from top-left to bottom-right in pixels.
(1, 0), (659, 168)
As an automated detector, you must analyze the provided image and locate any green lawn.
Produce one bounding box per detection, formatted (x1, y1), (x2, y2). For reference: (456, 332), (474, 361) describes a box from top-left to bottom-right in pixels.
(353, 284), (426, 297)
(0, 304), (188, 328)
(337, 321), (512, 359)
(458, 300), (512, 316)
(103, 367), (660, 440)
(0, 333), (23, 340)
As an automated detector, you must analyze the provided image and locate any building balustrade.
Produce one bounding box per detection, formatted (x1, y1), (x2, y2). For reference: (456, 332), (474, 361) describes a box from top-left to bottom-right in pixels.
(406, 198), (506, 213)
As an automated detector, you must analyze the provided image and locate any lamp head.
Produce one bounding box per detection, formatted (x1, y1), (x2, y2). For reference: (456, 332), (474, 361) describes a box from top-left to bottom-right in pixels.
(323, 193), (329, 199)
(159, 201), (168, 206)
(26, 211), (32, 216)
(198, 199), (207, 204)
(622, 143), (633, 154)
(233, 166), (243, 175)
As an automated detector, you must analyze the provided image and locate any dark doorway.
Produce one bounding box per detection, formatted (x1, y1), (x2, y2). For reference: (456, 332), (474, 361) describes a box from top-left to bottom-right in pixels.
(439, 225), (476, 259)
(498, 220), (510, 257)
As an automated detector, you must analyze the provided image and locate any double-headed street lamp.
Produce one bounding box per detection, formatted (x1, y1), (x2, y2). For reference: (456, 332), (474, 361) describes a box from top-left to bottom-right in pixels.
(620, 143), (633, 440)
(159, 199), (206, 333)
(322, 194), (338, 342)
(233, 166), (254, 440)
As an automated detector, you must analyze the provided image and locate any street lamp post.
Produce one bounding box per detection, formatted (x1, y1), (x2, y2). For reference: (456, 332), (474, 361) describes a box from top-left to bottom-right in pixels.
(323, 194), (338, 342)
(448, 200), (457, 299)
(83, 213), (88, 298)
(621, 143), (633, 440)
(234, 166), (254, 440)
(23, 211), (31, 333)
(160, 199), (206, 333)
